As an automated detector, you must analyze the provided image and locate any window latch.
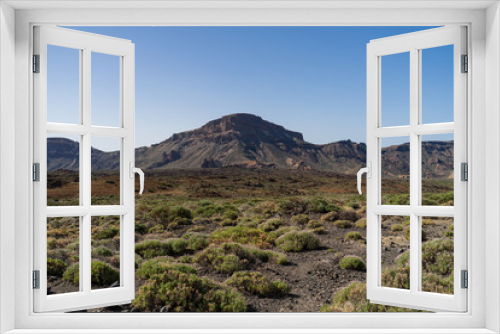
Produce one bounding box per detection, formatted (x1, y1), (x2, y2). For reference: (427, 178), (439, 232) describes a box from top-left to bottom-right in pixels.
(357, 162), (371, 195)
(129, 162), (145, 195)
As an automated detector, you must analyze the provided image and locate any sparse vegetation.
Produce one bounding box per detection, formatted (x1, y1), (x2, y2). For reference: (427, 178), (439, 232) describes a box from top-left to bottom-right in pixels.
(276, 231), (320, 252)
(226, 271), (290, 296)
(48, 167), (454, 312)
(339, 256), (366, 271)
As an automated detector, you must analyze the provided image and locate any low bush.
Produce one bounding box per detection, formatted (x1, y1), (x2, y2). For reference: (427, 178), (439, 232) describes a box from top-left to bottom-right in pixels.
(135, 239), (189, 259)
(47, 258), (68, 276)
(306, 198), (340, 214)
(307, 220), (322, 229)
(339, 256), (366, 271)
(291, 214), (309, 225)
(333, 220), (352, 229)
(92, 246), (113, 257)
(344, 231), (363, 242)
(225, 271), (290, 296)
(355, 218), (367, 229)
(390, 224), (404, 232)
(148, 224), (165, 234)
(195, 243), (286, 274)
(133, 269), (246, 312)
(170, 206), (193, 220)
(210, 226), (274, 249)
(63, 261), (119, 286)
(268, 226), (298, 239)
(258, 219), (283, 232)
(94, 227), (119, 240)
(136, 258), (197, 279)
(320, 281), (414, 312)
(135, 223), (147, 235)
(276, 231), (320, 252)
(183, 233), (209, 251)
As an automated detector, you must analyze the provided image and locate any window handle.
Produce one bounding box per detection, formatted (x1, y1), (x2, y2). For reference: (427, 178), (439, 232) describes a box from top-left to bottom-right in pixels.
(357, 162), (371, 195)
(129, 162), (145, 195)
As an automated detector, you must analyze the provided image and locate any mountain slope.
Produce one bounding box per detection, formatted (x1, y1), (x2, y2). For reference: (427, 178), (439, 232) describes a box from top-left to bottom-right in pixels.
(47, 113), (454, 178)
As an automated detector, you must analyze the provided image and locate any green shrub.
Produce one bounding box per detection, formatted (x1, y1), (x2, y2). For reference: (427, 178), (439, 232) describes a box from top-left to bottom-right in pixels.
(384, 194), (410, 205)
(135, 223), (147, 234)
(276, 231), (320, 252)
(344, 231), (363, 242)
(334, 220), (352, 229)
(313, 227), (326, 234)
(137, 258), (197, 279)
(148, 224), (165, 234)
(135, 239), (189, 259)
(149, 206), (170, 224)
(258, 219), (283, 232)
(291, 214), (309, 225)
(183, 232), (209, 251)
(307, 220), (322, 229)
(391, 224), (404, 232)
(133, 269), (246, 312)
(220, 219), (238, 227)
(170, 206), (192, 220)
(277, 198), (307, 215)
(47, 258), (68, 276)
(94, 227), (119, 240)
(210, 226), (274, 249)
(320, 281), (414, 312)
(355, 218), (367, 229)
(92, 246), (113, 257)
(223, 210), (239, 221)
(339, 256), (366, 271)
(307, 198), (340, 213)
(444, 230), (454, 238)
(195, 243), (284, 274)
(226, 271), (290, 296)
(268, 226), (298, 239)
(63, 261), (119, 286)
(422, 238), (454, 276)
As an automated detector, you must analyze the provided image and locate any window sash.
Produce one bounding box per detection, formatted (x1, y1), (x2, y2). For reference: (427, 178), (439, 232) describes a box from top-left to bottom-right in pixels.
(33, 25), (136, 313)
(366, 26), (467, 312)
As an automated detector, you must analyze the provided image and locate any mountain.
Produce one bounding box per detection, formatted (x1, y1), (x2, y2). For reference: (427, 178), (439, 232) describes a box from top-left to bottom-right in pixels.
(46, 113), (454, 178)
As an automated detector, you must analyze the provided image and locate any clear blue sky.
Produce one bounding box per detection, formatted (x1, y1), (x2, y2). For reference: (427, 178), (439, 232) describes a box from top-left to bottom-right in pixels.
(48, 26), (454, 151)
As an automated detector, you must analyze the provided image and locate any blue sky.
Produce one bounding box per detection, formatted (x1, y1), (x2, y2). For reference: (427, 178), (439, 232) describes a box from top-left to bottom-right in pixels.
(48, 26), (453, 151)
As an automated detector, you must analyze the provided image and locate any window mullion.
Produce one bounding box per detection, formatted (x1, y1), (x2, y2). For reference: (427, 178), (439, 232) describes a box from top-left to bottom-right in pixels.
(81, 47), (92, 294)
(409, 47), (420, 294)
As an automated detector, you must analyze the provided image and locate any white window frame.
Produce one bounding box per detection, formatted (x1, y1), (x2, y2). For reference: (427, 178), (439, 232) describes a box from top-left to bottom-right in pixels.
(0, 1), (499, 333)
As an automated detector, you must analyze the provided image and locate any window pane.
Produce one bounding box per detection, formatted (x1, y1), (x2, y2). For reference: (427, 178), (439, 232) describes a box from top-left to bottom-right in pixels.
(421, 45), (454, 124)
(47, 45), (80, 124)
(47, 217), (80, 294)
(381, 137), (410, 205)
(381, 215), (410, 290)
(421, 216), (454, 295)
(91, 137), (121, 205)
(421, 134), (454, 206)
(381, 52), (410, 127)
(91, 215), (121, 290)
(91, 52), (121, 127)
(47, 134), (80, 206)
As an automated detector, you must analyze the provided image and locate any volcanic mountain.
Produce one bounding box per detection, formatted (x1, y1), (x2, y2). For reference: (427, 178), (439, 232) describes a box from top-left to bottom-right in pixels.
(47, 113), (454, 178)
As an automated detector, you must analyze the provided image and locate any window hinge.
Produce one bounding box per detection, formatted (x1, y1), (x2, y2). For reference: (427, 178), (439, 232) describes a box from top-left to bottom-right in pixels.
(461, 162), (468, 181)
(461, 54), (468, 73)
(461, 270), (468, 289)
(33, 270), (40, 289)
(33, 54), (40, 73)
(33, 163), (40, 182)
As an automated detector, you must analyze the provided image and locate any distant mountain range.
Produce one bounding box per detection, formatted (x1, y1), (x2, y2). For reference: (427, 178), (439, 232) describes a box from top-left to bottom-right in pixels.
(47, 113), (454, 178)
